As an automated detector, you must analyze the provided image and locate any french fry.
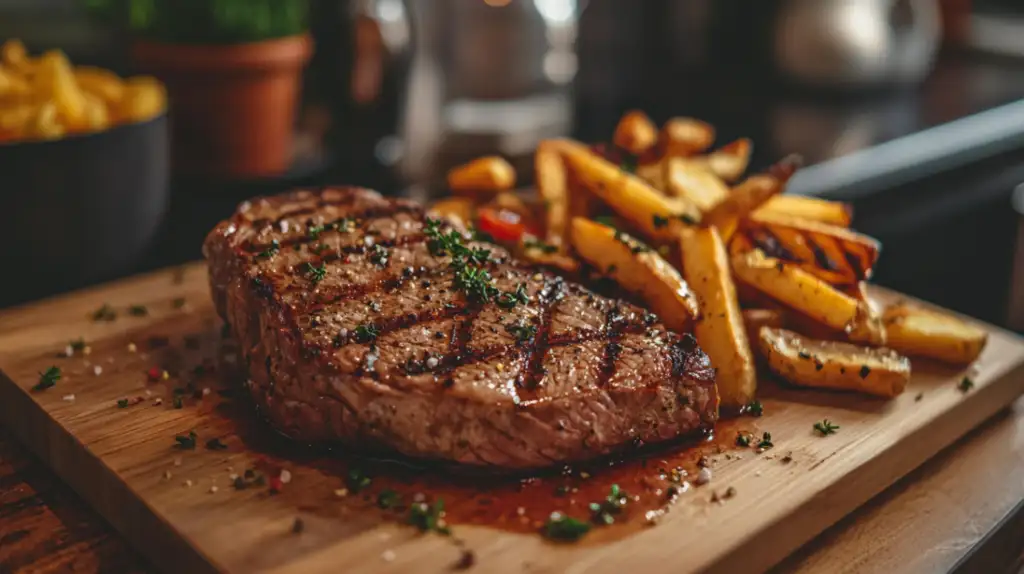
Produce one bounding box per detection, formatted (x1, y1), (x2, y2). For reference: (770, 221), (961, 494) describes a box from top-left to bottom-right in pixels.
(116, 76), (166, 124)
(882, 303), (988, 365)
(661, 117), (715, 157)
(428, 197), (476, 227)
(755, 195), (853, 227)
(634, 158), (666, 192)
(74, 66), (125, 105)
(536, 139), (588, 248)
(35, 50), (86, 126)
(447, 156), (516, 195)
(0, 68), (32, 99)
(70, 93), (110, 133)
(741, 211), (880, 285)
(706, 138), (753, 182)
(702, 154), (802, 240)
(665, 156), (729, 210)
(843, 282), (887, 346)
(758, 327), (910, 398)
(1, 39), (32, 76)
(679, 226), (756, 409)
(0, 103), (37, 141)
(731, 249), (860, 333)
(27, 101), (65, 140)
(571, 217), (698, 332)
(520, 241), (581, 274)
(561, 145), (700, 243)
(613, 110), (658, 156)
(742, 308), (786, 347)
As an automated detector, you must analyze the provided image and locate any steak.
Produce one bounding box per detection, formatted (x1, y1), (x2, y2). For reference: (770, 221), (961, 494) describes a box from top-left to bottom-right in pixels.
(204, 187), (718, 469)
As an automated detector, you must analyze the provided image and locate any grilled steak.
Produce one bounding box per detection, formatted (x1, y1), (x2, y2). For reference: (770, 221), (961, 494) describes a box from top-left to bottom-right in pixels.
(204, 188), (718, 469)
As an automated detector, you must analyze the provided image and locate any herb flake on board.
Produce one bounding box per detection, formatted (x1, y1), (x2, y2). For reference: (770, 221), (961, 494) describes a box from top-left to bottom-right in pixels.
(174, 431), (198, 450)
(813, 419), (840, 436)
(542, 512), (591, 542)
(32, 366), (61, 392)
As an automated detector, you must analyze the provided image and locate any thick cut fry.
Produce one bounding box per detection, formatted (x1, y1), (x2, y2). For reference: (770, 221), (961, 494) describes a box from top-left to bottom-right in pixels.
(758, 327), (910, 398)
(882, 303), (988, 365)
(1, 39), (31, 76)
(27, 102), (65, 140)
(35, 50), (87, 126)
(536, 139), (588, 248)
(706, 138), (753, 182)
(520, 243), (581, 274)
(68, 93), (110, 133)
(731, 250), (860, 333)
(0, 103), (37, 141)
(702, 154), (802, 240)
(613, 110), (657, 156)
(742, 308), (786, 348)
(571, 218), (698, 332)
(634, 159), (666, 192)
(427, 197), (475, 227)
(742, 211), (880, 284)
(661, 117), (715, 157)
(561, 145), (700, 242)
(665, 156), (729, 210)
(679, 226), (756, 409)
(755, 195), (853, 227)
(447, 156), (515, 195)
(74, 66), (125, 105)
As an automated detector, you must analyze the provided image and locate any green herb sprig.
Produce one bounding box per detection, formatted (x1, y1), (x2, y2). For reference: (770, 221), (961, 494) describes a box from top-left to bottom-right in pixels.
(33, 366), (61, 392)
(813, 419), (840, 436)
(543, 512), (591, 541)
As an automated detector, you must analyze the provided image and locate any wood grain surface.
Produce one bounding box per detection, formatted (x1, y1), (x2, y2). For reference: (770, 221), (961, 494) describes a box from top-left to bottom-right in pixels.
(1, 263), (1023, 574)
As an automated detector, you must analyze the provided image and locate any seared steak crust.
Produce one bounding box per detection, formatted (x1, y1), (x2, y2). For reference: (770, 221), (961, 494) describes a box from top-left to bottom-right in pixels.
(204, 188), (717, 469)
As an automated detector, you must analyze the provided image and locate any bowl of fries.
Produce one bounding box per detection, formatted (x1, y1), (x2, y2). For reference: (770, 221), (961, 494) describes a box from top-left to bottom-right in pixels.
(431, 109), (988, 411)
(0, 40), (170, 295)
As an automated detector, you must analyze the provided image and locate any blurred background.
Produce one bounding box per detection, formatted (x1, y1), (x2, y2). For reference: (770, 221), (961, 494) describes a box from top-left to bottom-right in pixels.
(3, 0), (1024, 333)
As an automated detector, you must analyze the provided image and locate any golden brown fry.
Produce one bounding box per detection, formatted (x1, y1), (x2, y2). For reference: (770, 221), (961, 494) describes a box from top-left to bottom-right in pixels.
(742, 308), (786, 348)
(561, 145), (700, 243)
(731, 249), (860, 333)
(742, 210), (880, 285)
(679, 226), (756, 409)
(613, 110), (658, 156)
(520, 242), (581, 274)
(74, 66), (125, 105)
(26, 101), (65, 140)
(706, 138), (753, 182)
(702, 154), (802, 240)
(882, 303), (988, 365)
(660, 117), (715, 157)
(758, 327), (910, 398)
(571, 217), (698, 332)
(755, 195), (853, 227)
(634, 158), (666, 192)
(535, 139), (589, 248)
(1, 39), (31, 76)
(665, 156), (729, 210)
(447, 156), (516, 196)
(35, 50), (87, 126)
(427, 197), (476, 227)
(116, 76), (166, 123)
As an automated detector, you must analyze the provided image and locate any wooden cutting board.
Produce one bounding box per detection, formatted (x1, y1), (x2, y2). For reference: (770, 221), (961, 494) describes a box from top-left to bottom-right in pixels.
(1, 262), (1023, 574)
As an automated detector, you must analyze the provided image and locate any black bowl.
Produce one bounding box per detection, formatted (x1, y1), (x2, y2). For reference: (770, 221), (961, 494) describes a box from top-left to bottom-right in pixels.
(0, 114), (169, 304)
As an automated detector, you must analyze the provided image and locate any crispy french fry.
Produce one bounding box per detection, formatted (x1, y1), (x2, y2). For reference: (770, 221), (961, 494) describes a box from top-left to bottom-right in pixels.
(427, 197), (476, 227)
(447, 156), (516, 195)
(0, 103), (37, 141)
(536, 139), (588, 248)
(74, 66), (125, 105)
(705, 138), (753, 182)
(35, 50), (86, 126)
(661, 117), (715, 157)
(665, 156), (729, 210)
(69, 93), (110, 133)
(742, 308), (786, 347)
(731, 249), (860, 333)
(758, 327), (910, 398)
(679, 226), (756, 409)
(520, 241), (581, 274)
(882, 303), (988, 365)
(116, 76), (166, 123)
(1, 39), (31, 76)
(27, 101), (65, 140)
(613, 110), (658, 156)
(755, 195), (853, 227)
(561, 145), (700, 242)
(702, 154), (802, 240)
(634, 158), (666, 192)
(741, 211), (880, 285)
(571, 217), (698, 332)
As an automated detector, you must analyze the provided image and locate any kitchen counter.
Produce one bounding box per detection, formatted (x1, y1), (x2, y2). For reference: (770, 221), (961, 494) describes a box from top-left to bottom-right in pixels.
(2, 399), (1021, 573)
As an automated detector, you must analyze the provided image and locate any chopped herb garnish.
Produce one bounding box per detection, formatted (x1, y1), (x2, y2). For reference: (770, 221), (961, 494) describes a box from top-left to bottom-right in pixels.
(353, 324), (379, 344)
(455, 265), (500, 303)
(593, 215), (618, 229)
(652, 214), (670, 229)
(305, 262), (328, 284)
(377, 489), (401, 510)
(745, 400), (763, 417)
(813, 419), (840, 436)
(172, 297), (187, 309)
(311, 243), (330, 255)
(408, 499), (449, 534)
(369, 244), (389, 266)
(523, 238), (557, 254)
(307, 223), (326, 240)
(174, 430), (198, 450)
(425, 217), (529, 308)
(32, 366), (61, 392)
(205, 438), (228, 450)
(620, 156), (637, 173)
(757, 432), (773, 449)
(614, 229), (651, 254)
(496, 283), (530, 309)
(92, 303), (117, 322)
(257, 239), (281, 258)
(542, 512), (591, 542)
(70, 338), (86, 351)
(505, 322), (537, 343)
(859, 365), (871, 378)
(336, 217), (355, 233)
(117, 398), (129, 408)
(735, 432), (751, 447)
(128, 305), (148, 317)
(589, 484), (629, 525)
(677, 212), (700, 225)
(346, 467), (371, 493)
(958, 376), (974, 392)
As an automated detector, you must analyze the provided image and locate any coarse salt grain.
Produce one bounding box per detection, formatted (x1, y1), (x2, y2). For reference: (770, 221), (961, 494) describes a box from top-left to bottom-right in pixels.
(128, 343), (137, 353)
(64, 345), (74, 357)
(334, 488), (348, 497)
(279, 469), (292, 484)
(62, 394), (75, 402)
(209, 486), (219, 494)
(183, 479), (193, 488)
(696, 467), (712, 485)
(425, 357), (439, 369)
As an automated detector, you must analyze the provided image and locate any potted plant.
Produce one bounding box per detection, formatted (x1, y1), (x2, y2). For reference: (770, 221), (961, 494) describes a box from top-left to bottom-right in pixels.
(83, 0), (311, 178)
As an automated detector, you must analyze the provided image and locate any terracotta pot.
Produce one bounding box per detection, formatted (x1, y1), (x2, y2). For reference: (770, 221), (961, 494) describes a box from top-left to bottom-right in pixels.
(132, 35), (311, 179)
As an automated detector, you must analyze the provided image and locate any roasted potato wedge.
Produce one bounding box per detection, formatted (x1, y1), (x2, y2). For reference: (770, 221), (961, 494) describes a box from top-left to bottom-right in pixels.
(447, 156), (516, 196)
(758, 327), (910, 398)
(661, 117), (715, 157)
(665, 156), (729, 211)
(428, 197), (476, 227)
(882, 303), (988, 365)
(741, 211), (880, 285)
(679, 226), (756, 409)
(731, 250), (860, 333)
(571, 217), (698, 332)
(742, 308), (786, 348)
(613, 110), (658, 156)
(520, 239), (581, 274)
(705, 138), (753, 182)
(561, 145), (700, 243)
(634, 159), (666, 192)
(702, 155), (802, 240)
(755, 195), (853, 227)
(535, 139), (572, 248)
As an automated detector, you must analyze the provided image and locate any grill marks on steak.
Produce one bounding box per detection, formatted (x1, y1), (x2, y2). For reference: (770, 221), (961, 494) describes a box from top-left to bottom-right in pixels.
(204, 187), (718, 468)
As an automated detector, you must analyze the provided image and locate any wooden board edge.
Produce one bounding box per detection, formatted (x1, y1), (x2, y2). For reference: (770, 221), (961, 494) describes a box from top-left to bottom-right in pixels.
(0, 370), (220, 574)
(703, 358), (1024, 574)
